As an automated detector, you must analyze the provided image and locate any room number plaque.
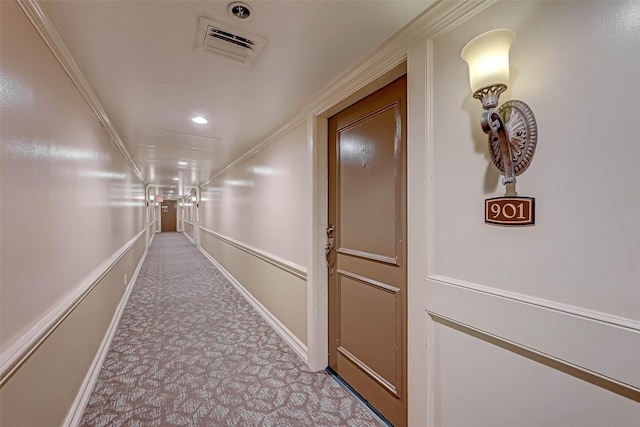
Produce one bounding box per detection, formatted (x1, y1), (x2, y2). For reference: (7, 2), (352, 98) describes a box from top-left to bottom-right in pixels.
(485, 197), (535, 226)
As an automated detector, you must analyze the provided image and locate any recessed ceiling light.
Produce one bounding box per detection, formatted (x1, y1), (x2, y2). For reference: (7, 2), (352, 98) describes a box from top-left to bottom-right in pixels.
(178, 160), (188, 166)
(191, 116), (208, 124)
(173, 177), (180, 181)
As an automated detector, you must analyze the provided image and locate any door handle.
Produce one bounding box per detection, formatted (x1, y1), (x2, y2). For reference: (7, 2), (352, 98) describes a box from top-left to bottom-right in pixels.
(325, 241), (334, 276)
(325, 224), (335, 276)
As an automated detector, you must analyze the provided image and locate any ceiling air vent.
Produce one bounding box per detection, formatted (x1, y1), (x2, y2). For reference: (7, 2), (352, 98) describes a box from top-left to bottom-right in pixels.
(197, 17), (266, 66)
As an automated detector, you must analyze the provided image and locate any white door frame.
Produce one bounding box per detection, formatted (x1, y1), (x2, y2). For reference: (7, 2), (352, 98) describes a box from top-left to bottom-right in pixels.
(177, 197), (184, 232)
(303, 3), (492, 425)
(155, 203), (161, 233)
(304, 62), (407, 372)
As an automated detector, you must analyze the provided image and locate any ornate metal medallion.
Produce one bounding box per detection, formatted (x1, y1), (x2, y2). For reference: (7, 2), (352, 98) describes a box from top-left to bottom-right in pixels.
(489, 100), (537, 176)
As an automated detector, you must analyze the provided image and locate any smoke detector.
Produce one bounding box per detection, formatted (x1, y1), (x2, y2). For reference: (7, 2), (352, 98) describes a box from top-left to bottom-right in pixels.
(196, 17), (266, 66)
(228, 2), (252, 20)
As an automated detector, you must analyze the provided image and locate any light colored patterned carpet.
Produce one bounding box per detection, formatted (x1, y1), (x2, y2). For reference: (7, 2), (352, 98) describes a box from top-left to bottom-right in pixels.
(80, 232), (383, 426)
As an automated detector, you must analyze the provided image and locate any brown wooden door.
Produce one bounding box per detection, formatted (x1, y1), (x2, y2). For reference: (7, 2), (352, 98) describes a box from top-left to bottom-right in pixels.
(328, 75), (407, 426)
(160, 200), (177, 232)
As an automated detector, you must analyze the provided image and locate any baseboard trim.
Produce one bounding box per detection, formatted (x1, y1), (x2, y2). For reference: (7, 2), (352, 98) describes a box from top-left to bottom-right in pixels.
(148, 227), (155, 246)
(62, 246), (147, 427)
(0, 229), (147, 386)
(184, 230), (195, 244)
(198, 246), (309, 364)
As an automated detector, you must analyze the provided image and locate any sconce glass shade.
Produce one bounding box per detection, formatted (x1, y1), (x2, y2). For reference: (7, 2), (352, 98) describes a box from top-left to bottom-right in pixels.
(461, 29), (515, 93)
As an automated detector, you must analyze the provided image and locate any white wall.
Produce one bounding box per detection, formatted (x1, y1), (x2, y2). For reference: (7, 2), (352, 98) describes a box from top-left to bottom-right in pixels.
(432, 0), (640, 319)
(0, 0), (145, 352)
(0, 2), (147, 426)
(407, 1), (640, 425)
(200, 121), (309, 268)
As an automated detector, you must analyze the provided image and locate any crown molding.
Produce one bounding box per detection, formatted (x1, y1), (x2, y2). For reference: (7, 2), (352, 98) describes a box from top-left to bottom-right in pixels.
(302, 0), (497, 117)
(15, 0), (146, 185)
(203, 0), (497, 185)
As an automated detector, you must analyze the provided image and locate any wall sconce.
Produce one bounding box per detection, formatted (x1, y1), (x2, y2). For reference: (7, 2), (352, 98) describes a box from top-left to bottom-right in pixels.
(461, 29), (537, 192)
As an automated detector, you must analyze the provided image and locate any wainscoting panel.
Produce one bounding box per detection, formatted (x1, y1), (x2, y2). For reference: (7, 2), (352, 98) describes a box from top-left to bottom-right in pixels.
(425, 307), (640, 427)
(0, 232), (147, 427)
(199, 229), (308, 350)
(183, 221), (195, 243)
(425, 278), (640, 393)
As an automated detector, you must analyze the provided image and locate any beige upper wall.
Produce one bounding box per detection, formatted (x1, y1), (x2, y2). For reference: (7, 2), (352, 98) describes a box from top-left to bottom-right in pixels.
(432, 0), (640, 320)
(0, 1), (145, 350)
(200, 122), (309, 268)
(404, 2), (640, 424)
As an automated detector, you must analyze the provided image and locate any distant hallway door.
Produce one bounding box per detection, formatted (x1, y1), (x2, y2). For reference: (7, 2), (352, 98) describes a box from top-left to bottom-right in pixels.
(328, 76), (407, 426)
(161, 200), (177, 232)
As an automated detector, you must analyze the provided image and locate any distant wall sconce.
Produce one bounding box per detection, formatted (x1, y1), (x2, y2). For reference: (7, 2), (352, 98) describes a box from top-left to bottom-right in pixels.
(461, 29), (537, 192)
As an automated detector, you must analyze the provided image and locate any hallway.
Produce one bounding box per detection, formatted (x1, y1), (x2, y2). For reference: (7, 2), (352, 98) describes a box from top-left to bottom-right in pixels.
(80, 233), (383, 426)
(3, 1), (640, 425)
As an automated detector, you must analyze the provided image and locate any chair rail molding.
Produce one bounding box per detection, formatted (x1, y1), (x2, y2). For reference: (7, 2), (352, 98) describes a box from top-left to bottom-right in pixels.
(199, 226), (306, 280)
(0, 228), (148, 386)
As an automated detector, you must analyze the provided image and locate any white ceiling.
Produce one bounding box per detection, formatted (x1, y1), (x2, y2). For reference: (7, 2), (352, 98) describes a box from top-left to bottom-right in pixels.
(41, 0), (431, 197)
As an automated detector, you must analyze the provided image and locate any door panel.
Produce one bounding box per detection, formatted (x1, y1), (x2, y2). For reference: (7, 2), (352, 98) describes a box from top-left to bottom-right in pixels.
(328, 75), (407, 426)
(338, 104), (400, 263)
(338, 272), (401, 393)
(161, 200), (177, 232)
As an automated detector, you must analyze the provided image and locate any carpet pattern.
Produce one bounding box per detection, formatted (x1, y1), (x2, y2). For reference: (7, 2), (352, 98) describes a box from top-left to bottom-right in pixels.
(80, 232), (383, 426)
